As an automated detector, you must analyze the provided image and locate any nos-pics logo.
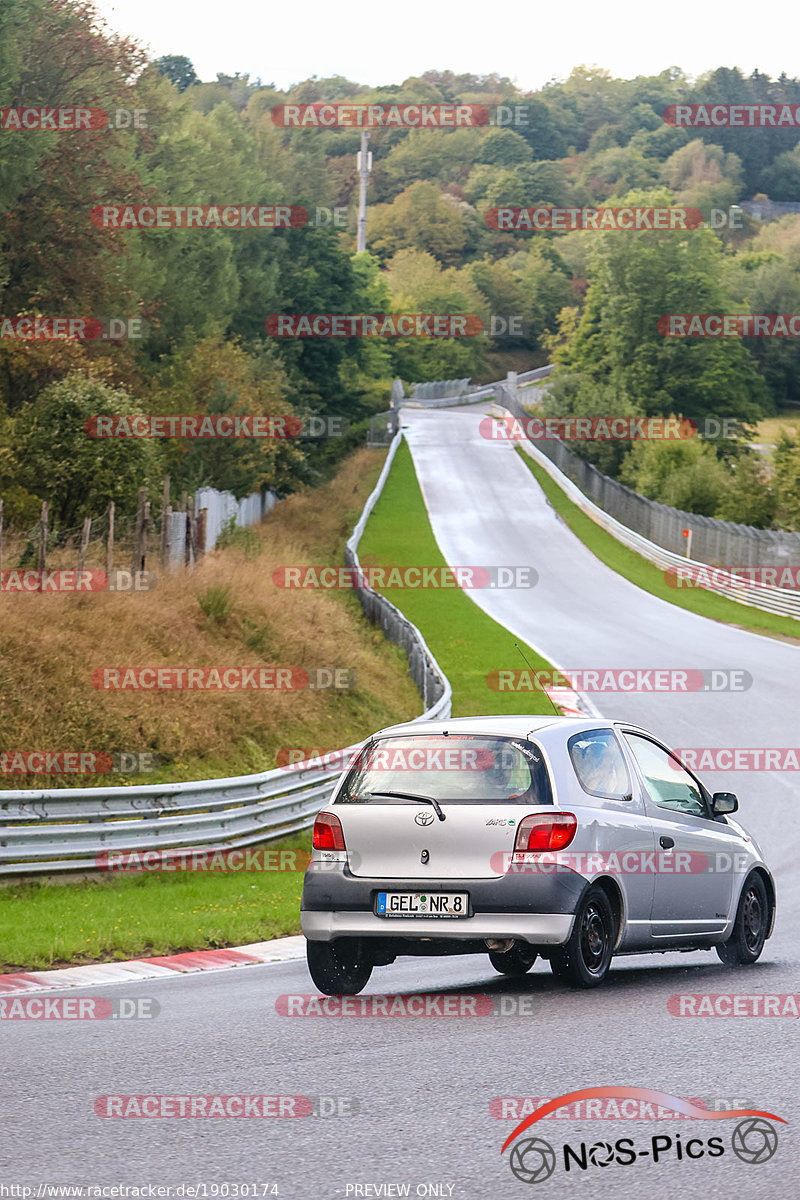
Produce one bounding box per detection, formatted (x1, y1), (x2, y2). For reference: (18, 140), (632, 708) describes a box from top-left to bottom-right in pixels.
(502, 1088), (784, 1183)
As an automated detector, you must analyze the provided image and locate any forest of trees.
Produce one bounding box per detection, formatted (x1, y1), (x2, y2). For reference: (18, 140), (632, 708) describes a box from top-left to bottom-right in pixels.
(4, 0), (800, 530)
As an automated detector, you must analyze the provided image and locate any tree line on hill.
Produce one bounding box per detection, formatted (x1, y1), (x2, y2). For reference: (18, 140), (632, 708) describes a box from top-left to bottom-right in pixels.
(3, 0), (800, 531)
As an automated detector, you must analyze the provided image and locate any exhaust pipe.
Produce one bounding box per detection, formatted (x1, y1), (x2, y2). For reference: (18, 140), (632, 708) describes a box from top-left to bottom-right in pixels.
(484, 938), (515, 952)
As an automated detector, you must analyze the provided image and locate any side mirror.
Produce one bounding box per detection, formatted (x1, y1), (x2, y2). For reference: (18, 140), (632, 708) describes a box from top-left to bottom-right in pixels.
(712, 792), (738, 814)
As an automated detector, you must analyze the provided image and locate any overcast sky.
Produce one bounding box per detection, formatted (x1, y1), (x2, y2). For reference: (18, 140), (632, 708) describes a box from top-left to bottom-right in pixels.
(93, 0), (795, 92)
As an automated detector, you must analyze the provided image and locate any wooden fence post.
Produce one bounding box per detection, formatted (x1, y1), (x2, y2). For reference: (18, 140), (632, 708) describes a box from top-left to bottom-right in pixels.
(196, 508), (207, 560)
(185, 495), (195, 567)
(160, 476), (171, 568)
(78, 517), (92, 573)
(141, 500), (150, 573)
(130, 488), (145, 574)
(106, 501), (115, 578)
(38, 502), (48, 573)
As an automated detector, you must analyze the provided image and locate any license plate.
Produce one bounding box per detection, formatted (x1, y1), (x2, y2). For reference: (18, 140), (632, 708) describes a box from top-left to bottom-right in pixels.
(376, 891), (469, 918)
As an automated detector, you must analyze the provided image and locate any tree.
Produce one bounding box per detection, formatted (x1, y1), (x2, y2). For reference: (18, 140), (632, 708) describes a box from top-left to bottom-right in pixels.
(619, 437), (730, 516)
(555, 188), (770, 432)
(771, 432), (800, 529)
(714, 451), (776, 527)
(15, 374), (163, 526)
(147, 332), (303, 499)
(474, 128), (533, 167)
(660, 139), (744, 213)
(367, 182), (474, 265)
(761, 147), (800, 201)
(153, 55), (198, 91)
(382, 249), (487, 382)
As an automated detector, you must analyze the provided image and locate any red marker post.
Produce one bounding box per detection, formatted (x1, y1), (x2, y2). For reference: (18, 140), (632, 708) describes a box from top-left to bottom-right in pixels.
(682, 528), (693, 559)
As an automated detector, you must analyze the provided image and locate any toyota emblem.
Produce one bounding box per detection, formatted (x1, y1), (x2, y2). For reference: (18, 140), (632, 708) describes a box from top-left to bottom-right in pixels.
(415, 810), (435, 826)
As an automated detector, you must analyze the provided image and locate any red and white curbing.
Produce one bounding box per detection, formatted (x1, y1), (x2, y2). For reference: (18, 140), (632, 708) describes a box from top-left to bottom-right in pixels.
(544, 686), (590, 718)
(0, 935), (306, 994)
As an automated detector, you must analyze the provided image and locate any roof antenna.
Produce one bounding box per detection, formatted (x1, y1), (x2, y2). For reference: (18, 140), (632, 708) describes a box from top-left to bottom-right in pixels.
(515, 642), (561, 717)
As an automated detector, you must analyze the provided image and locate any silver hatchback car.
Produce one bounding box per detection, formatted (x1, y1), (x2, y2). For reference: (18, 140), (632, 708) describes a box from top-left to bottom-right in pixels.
(301, 716), (776, 993)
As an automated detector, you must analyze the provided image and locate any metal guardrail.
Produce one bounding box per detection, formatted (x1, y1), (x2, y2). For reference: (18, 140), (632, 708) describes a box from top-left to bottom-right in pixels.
(494, 392), (800, 621)
(399, 367), (553, 410)
(0, 431), (452, 875)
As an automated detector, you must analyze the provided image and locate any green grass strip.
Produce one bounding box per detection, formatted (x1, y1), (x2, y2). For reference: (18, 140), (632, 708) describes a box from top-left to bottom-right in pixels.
(358, 438), (559, 717)
(516, 444), (800, 642)
(0, 835), (308, 972)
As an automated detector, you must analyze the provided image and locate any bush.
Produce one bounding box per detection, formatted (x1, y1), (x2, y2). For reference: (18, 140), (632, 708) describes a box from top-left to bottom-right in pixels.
(198, 585), (234, 624)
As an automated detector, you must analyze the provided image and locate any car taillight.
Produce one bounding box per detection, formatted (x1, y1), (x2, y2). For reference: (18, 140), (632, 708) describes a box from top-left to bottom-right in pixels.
(312, 811), (346, 851)
(514, 812), (577, 853)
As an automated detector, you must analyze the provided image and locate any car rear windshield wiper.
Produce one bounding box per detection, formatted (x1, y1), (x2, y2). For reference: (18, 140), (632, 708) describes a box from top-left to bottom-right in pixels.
(362, 790), (446, 821)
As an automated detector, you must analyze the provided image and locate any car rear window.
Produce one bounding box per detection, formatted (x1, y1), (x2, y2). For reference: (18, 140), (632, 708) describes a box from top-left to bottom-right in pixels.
(334, 734), (554, 805)
(568, 729), (631, 799)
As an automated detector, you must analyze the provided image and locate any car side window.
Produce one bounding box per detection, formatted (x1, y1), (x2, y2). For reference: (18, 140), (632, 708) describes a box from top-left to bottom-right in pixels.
(567, 729), (631, 799)
(623, 734), (707, 818)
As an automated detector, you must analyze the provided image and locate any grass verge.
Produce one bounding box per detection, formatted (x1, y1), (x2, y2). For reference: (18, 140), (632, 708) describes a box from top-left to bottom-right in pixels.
(0, 835), (308, 971)
(357, 438), (559, 716)
(516, 444), (800, 643)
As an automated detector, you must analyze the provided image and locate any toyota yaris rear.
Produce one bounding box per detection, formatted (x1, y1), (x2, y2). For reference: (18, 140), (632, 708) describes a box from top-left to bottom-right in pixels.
(301, 716), (775, 993)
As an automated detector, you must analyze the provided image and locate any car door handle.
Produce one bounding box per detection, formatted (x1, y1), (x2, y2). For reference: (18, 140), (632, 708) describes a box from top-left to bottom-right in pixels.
(659, 836), (675, 850)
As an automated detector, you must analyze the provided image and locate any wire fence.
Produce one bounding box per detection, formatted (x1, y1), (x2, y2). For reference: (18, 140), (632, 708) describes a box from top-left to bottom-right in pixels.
(0, 482), (279, 579)
(496, 380), (800, 569)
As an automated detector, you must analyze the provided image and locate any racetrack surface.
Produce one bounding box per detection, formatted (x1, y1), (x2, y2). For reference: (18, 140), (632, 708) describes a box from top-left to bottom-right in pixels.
(4, 404), (797, 1198)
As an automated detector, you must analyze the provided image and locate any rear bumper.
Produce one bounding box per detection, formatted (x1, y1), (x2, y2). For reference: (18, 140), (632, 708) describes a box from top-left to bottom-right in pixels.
(302, 909), (574, 943)
(301, 859), (585, 944)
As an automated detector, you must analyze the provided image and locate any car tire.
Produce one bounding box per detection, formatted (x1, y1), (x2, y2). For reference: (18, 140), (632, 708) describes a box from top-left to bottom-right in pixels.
(306, 937), (373, 995)
(716, 873), (770, 966)
(488, 943), (538, 975)
(549, 885), (615, 988)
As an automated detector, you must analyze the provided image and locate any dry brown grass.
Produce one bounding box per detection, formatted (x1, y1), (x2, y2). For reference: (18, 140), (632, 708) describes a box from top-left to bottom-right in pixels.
(0, 449), (420, 785)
